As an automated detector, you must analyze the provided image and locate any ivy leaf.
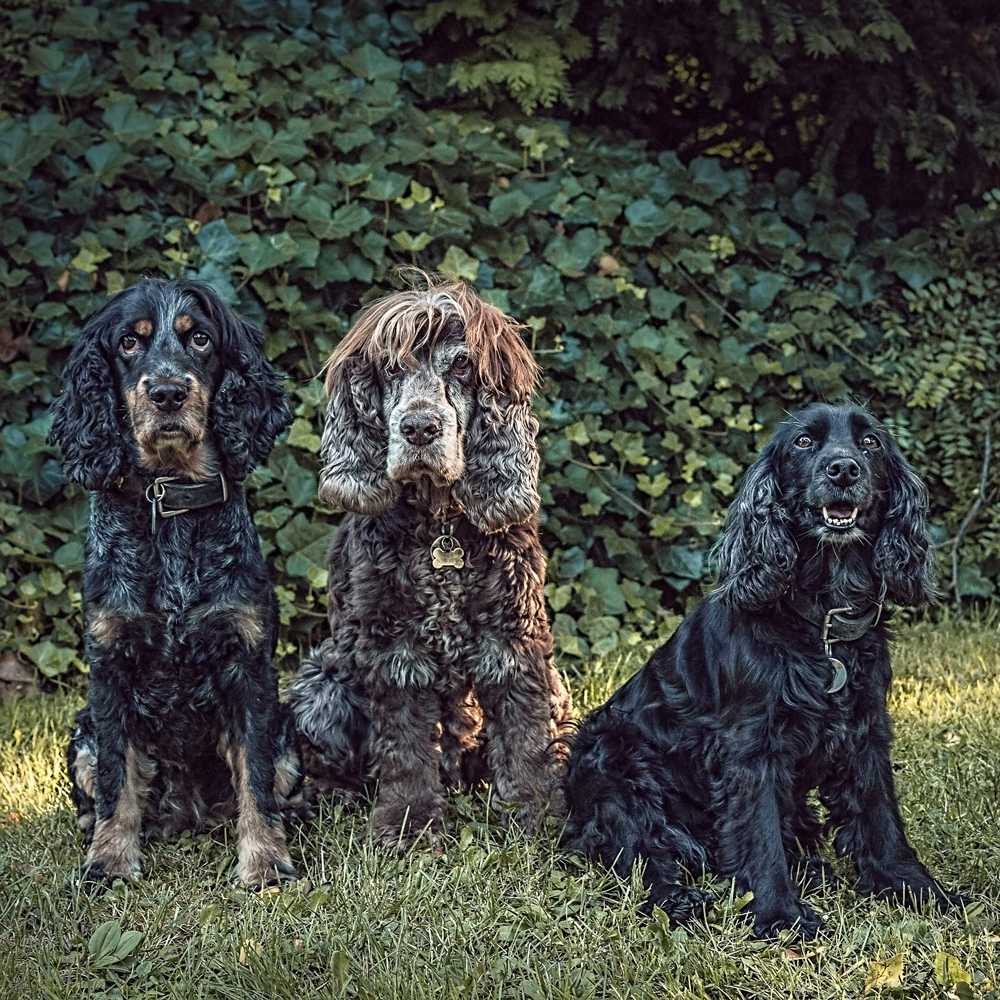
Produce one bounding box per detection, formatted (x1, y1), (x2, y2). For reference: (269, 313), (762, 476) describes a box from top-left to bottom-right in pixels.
(84, 141), (135, 183)
(489, 190), (532, 225)
(286, 418), (322, 453)
(196, 220), (242, 265)
(102, 97), (159, 146)
(208, 123), (256, 159)
(685, 157), (733, 204)
(338, 43), (403, 82)
(23, 641), (77, 678)
(39, 53), (98, 98)
(0, 124), (58, 183)
(543, 228), (610, 276)
(440, 245), (480, 282)
(239, 232), (300, 276)
(308, 203), (372, 241)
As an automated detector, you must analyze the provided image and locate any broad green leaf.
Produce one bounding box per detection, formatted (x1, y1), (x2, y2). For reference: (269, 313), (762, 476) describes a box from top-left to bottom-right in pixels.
(102, 97), (159, 145)
(239, 232), (300, 276)
(338, 43), (403, 81)
(489, 190), (532, 225)
(543, 228), (610, 276)
(440, 245), (479, 282)
(89, 920), (122, 961)
(85, 141), (135, 183)
(197, 220), (242, 265)
(308, 203), (372, 241)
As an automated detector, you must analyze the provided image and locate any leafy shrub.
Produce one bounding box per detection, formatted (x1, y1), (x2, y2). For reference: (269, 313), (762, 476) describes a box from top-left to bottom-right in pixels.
(414, 0), (1000, 210)
(1, 0), (998, 681)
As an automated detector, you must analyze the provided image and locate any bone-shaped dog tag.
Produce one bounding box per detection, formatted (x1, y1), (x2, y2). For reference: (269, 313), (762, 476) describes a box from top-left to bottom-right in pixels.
(826, 657), (848, 694)
(431, 535), (465, 570)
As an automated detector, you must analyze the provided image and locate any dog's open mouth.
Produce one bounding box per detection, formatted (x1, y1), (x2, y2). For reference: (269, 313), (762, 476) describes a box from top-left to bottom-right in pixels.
(822, 503), (859, 529)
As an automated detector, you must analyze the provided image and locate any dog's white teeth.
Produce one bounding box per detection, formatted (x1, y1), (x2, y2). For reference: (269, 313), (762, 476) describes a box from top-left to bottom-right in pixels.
(823, 506), (859, 527)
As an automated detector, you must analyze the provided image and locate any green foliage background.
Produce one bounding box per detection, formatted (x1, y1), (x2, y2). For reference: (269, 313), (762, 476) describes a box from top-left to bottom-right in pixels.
(414, 0), (1000, 211)
(1, 0), (999, 681)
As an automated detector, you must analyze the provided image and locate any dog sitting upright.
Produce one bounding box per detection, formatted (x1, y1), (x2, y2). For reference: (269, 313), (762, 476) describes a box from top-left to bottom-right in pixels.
(562, 404), (961, 937)
(291, 275), (572, 846)
(49, 279), (298, 888)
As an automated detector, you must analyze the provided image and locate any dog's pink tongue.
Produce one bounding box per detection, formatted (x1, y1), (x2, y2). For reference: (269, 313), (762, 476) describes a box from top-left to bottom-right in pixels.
(825, 503), (854, 518)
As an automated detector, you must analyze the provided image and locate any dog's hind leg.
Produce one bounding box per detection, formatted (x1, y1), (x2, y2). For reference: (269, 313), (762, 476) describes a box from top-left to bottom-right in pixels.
(562, 724), (709, 923)
(290, 638), (372, 800)
(68, 707), (99, 844)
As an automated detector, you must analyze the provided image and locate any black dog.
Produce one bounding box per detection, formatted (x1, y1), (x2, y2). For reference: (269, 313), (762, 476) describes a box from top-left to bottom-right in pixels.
(49, 279), (299, 888)
(562, 403), (959, 937)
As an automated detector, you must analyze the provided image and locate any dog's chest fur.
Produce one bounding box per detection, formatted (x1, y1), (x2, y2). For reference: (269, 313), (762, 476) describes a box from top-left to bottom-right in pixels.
(83, 492), (272, 710)
(335, 505), (546, 690)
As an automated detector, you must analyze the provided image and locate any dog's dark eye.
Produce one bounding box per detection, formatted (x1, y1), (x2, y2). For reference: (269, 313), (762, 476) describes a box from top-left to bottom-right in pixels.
(383, 362), (404, 379)
(189, 331), (211, 352)
(861, 434), (880, 450)
(451, 355), (473, 380)
(120, 335), (140, 356)
(794, 434), (813, 449)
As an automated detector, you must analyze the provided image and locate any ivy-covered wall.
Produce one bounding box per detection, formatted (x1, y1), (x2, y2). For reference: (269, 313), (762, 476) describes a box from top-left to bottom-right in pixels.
(1, 0), (999, 682)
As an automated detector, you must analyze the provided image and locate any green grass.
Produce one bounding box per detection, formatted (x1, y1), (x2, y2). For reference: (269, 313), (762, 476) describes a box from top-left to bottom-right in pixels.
(2, 617), (1000, 999)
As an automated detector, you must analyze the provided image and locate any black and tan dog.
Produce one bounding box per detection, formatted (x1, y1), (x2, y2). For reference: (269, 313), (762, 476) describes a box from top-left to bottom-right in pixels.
(49, 279), (298, 888)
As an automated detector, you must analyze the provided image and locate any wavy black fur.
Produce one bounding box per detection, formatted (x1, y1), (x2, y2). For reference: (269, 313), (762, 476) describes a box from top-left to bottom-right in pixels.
(562, 403), (959, 938)
(48, 279), (299, 889)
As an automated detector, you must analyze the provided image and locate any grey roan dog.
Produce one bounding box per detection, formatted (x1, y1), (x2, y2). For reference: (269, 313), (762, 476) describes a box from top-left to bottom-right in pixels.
(291, 275), (572, 846)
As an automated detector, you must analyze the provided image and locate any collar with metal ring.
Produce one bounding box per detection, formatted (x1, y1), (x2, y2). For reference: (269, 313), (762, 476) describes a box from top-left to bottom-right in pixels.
(788, 582), (886, 694)
(140, 473), (232, 534)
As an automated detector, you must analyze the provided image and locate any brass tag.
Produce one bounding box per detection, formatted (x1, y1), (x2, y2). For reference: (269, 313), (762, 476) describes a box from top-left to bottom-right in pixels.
(431, 535), (465, 570)
(826, 657), (848, 694)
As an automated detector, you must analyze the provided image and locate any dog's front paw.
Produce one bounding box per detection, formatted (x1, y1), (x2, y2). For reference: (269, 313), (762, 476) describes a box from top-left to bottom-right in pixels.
(73, 858), (142, 893)
(750, 898), (821, 939)
(237, 857), (298, 891)
(372, 797), (444, 851)
(643, 883), (711, 924)
(873, 876), (965, 913)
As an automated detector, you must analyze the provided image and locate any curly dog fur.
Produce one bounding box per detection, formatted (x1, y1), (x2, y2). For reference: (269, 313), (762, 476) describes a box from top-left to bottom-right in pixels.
(562, 403), (961, 937)
(49, 279), (299, 889)
(290, 275), (572, 846)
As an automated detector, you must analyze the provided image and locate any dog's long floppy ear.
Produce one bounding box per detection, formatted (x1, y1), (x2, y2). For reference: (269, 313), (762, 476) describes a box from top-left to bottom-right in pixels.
(713, 436), (798, 611)
(48, 301), (132, 490)
(451, 301), (541, 534)
(873, 437), (936, 607)
(318, 356), (400, 514)
(188, 284), (292, 482)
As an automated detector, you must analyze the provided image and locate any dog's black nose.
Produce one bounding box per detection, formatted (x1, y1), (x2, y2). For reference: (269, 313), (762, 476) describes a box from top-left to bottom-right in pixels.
(147, 382), (188, 412)
(826, 456), (860, 486)
(400, 412), (442, 446)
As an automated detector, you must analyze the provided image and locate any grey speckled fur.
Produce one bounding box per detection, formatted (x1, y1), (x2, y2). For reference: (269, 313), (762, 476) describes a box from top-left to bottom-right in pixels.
(290, 282), (572, 846)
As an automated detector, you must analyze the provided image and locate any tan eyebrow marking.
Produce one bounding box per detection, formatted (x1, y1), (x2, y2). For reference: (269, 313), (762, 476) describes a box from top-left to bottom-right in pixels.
(174, 314), (194, 333)
(134, 320), (153, 336)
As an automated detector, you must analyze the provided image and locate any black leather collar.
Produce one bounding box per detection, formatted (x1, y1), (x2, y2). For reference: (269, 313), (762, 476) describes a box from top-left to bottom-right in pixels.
(786, 582), (887, 694)
(115, 473), (237, 532)
(788, 589), (884, 642)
